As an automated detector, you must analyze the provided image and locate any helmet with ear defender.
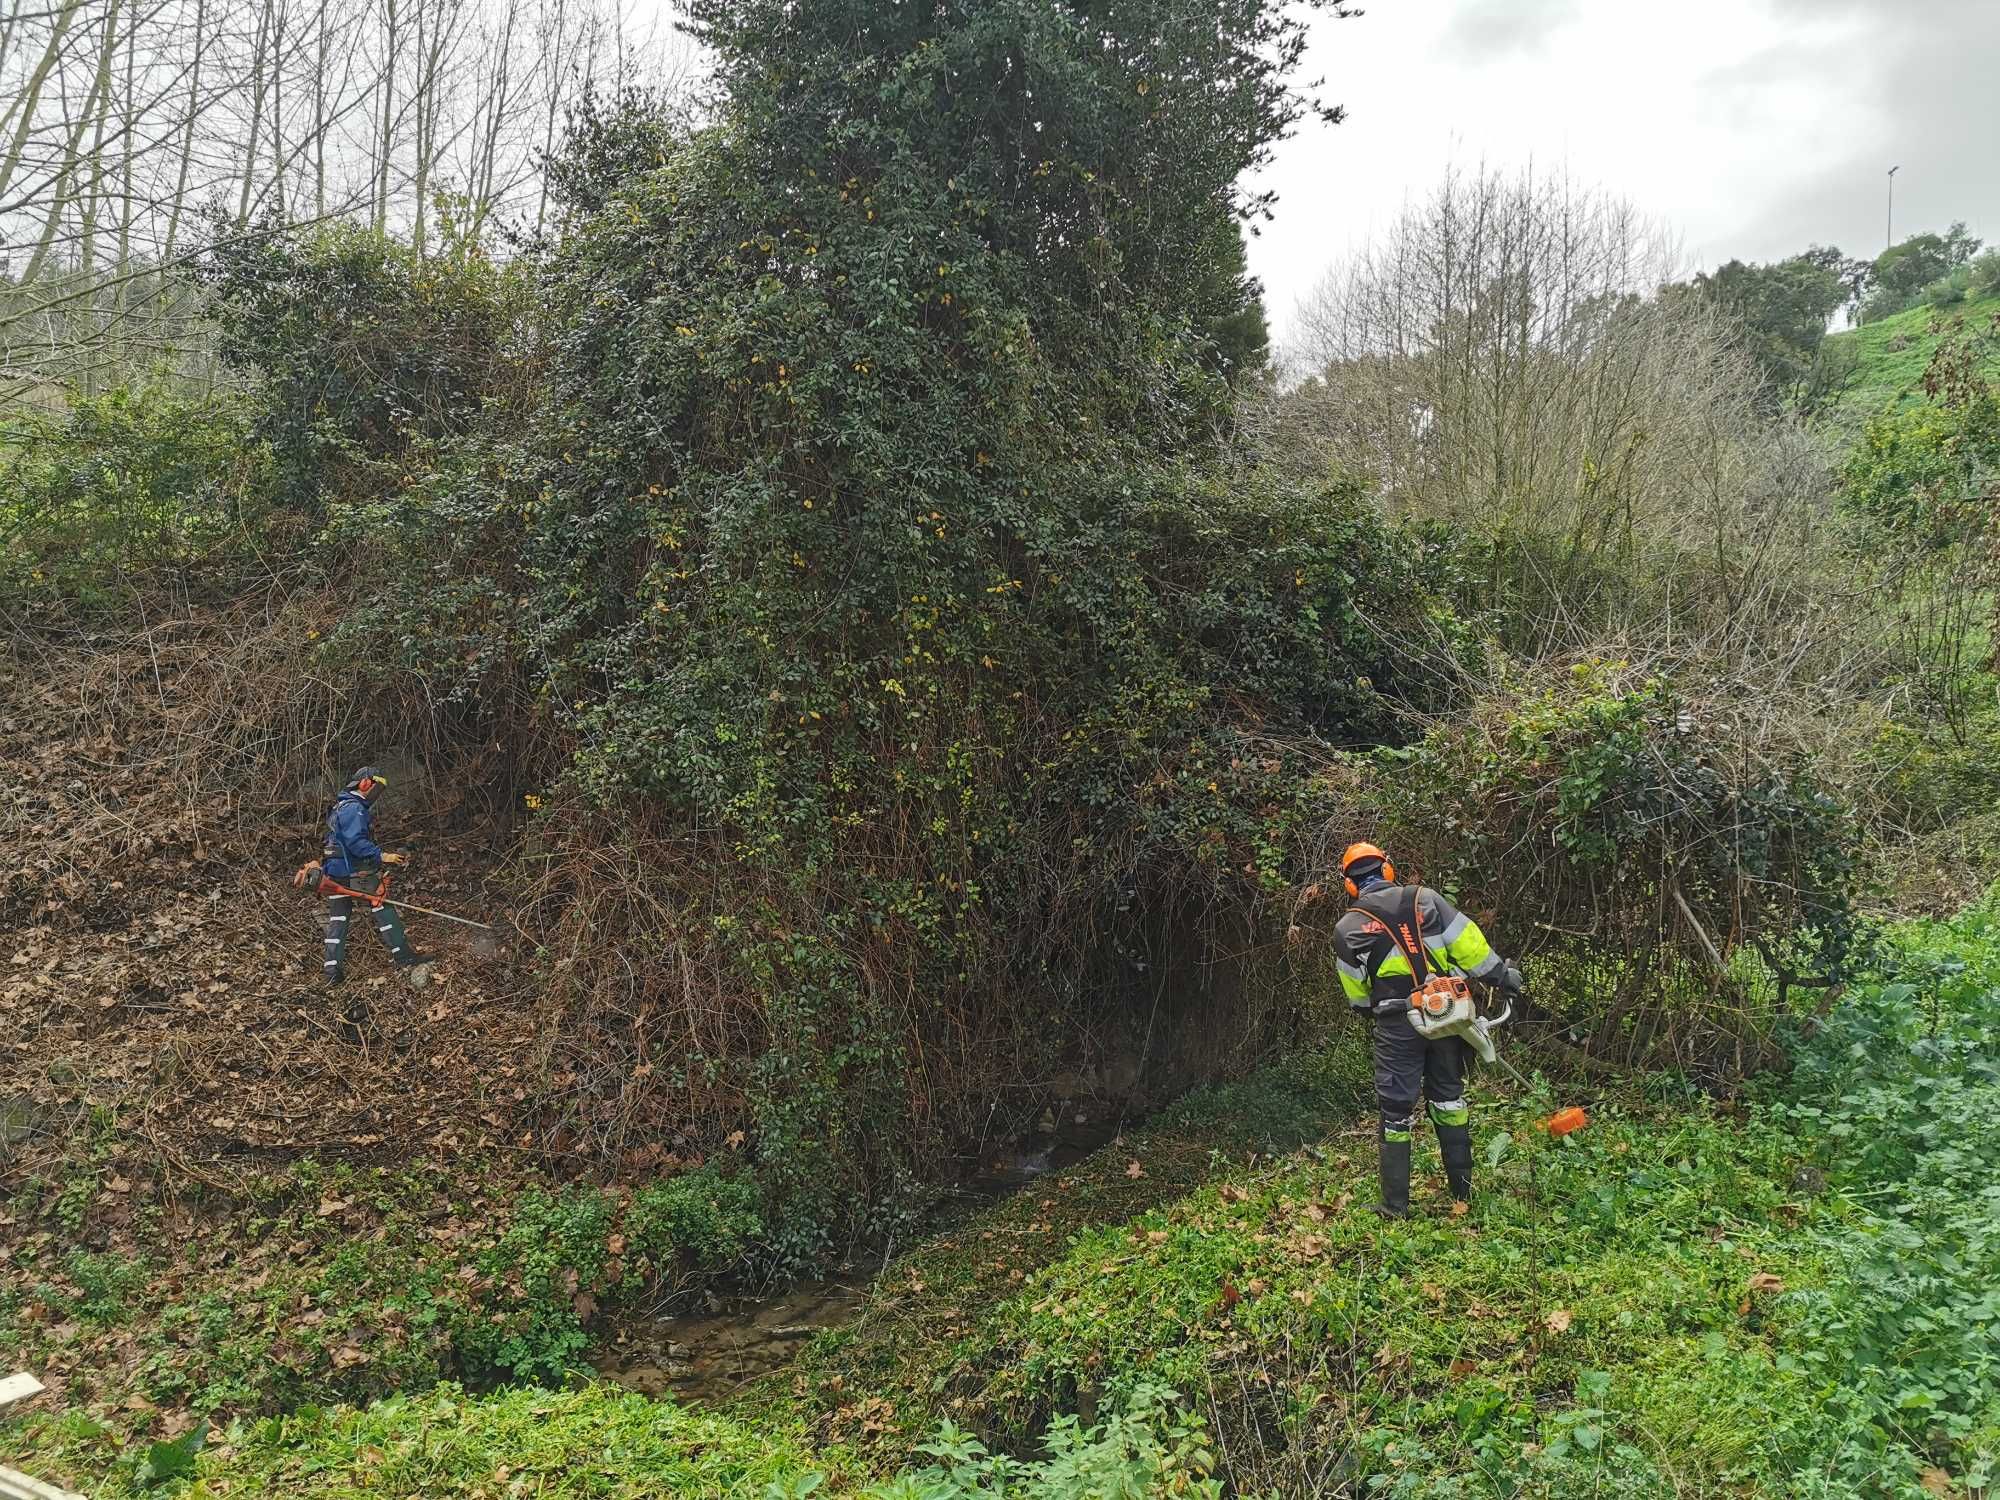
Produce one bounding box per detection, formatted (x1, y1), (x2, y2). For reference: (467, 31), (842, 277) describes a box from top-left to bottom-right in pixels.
(1340, 840), (1395, 899)
(346, 765), (390, 805)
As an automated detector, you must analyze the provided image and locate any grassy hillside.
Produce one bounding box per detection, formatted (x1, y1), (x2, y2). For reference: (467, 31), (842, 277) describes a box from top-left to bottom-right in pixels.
(1826, 292), (2000, 419)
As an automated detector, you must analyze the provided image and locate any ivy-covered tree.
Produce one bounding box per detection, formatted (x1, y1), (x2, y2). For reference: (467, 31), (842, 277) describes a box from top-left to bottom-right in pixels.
(485, 0), (1428, 1241)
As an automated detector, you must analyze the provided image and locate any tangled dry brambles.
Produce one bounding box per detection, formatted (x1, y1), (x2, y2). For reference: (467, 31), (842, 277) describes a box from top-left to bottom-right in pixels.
(0, 618), (542, 1196)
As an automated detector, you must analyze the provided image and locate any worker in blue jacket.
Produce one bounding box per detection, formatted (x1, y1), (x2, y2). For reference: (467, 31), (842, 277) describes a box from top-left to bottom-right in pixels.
(313, 766), (425, 985)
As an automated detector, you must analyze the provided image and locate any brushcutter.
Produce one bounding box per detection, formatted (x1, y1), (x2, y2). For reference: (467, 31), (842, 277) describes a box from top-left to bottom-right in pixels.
(289, 861), (495, 931)
(1406, 977), (1589, 1135)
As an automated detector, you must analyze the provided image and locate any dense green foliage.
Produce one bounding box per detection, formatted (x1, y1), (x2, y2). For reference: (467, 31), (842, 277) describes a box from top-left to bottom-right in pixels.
(1769, 905), (2000, 1484)
(1863, 222), (1984, 324)
(0, 388), (271, 614)
(199, 215), (531, 516)
(1684, 248), (1854, 408)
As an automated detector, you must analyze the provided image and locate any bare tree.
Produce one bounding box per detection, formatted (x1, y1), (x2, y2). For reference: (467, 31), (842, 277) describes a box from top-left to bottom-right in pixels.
(1277, 164), (1860, 678)
(0, 0), (684, 412)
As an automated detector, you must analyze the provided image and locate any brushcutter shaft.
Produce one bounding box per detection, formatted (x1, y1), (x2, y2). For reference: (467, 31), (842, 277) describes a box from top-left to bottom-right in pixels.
(378, 900), (496, 931)
(304, 874), (496, 931)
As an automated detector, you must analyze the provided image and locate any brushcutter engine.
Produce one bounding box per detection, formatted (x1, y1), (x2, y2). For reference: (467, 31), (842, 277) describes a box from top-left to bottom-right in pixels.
(1407, 975), (1511, 1065)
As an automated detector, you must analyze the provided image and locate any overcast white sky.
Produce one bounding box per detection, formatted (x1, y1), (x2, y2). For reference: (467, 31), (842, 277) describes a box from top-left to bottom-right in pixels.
(1247, 0), (2000, 341)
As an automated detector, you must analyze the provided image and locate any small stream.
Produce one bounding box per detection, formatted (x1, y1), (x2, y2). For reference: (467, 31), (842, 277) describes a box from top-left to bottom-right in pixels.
(593, 1110), (1129, 1404)
(592, 1279), (868, 1403)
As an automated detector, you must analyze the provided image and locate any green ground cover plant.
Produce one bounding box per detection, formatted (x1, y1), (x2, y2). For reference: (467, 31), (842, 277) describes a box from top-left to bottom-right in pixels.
(2, 1158), (763, 1423)
(14, 1372), (1229, 1498)
(787, 896), (2000, 1497)
(1822, 293), (2000, 421)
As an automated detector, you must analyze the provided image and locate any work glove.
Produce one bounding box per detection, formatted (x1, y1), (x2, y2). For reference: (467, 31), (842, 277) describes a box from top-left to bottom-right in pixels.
(291, 861), (323, 890)
(1494, 962), (1525, 995)
(382, 852), (407, 866)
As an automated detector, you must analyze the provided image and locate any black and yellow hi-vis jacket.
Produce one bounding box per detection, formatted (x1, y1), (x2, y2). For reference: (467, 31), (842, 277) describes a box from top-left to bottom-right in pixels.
(1333, 883), (1503, 1015)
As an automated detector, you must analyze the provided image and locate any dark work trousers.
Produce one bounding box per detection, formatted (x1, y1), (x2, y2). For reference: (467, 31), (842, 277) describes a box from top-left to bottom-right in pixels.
(1371, 1007), (1470, 1138)
(322, 868), (417, 978)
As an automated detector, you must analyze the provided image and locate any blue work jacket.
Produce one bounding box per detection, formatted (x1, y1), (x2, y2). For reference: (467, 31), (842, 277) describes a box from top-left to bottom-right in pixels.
(321, 790), (383, 878)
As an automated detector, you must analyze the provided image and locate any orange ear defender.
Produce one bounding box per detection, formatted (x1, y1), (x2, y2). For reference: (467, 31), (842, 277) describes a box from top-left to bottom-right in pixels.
(1340, 840), (1395, 899)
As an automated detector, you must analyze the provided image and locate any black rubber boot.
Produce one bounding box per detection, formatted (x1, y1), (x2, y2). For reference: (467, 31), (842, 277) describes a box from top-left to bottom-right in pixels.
(1372, 1135), (1412, 1219)
(1438, 1122), (1474, 1203)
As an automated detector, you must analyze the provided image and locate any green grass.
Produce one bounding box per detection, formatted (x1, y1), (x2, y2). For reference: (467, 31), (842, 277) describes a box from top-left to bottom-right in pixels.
(1825, 292), (2000, 421)
(10, 1370), (1232, 1499)
(22, 1385), (845, 1498)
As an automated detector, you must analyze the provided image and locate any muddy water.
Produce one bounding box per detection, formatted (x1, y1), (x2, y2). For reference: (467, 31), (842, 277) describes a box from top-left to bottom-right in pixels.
(594, 1111), (1129, 1404)
(592, 1280), (867, 1404)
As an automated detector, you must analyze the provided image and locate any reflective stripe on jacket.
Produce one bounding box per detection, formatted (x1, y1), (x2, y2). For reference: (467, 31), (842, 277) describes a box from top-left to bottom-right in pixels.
(1332, 883), (1502, 1013)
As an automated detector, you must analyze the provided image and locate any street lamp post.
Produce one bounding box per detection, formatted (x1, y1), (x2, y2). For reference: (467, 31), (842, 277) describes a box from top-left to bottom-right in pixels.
(1887, 165), (1900, 250)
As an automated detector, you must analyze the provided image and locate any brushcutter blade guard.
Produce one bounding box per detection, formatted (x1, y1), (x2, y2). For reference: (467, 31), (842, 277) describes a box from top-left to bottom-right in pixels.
(1547, 1106), (1590, 1136)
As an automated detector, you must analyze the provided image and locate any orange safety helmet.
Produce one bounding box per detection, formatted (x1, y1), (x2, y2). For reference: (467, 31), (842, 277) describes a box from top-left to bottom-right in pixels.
(1341, 841), (1395, 899)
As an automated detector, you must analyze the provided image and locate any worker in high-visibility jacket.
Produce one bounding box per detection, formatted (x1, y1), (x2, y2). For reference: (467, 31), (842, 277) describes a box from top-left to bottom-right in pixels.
(1332, 842), (1523, 1218)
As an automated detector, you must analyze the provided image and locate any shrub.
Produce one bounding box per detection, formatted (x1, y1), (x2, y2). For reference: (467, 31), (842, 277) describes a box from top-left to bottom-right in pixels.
(1325, 660), (1861, 1073)
(198, 212), (530, 516)
(0, 387), (272, 614)
(1923, 267), (1971, 308)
